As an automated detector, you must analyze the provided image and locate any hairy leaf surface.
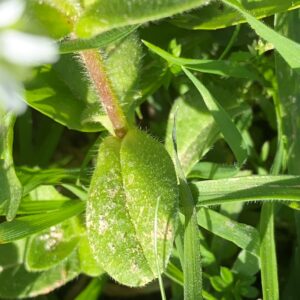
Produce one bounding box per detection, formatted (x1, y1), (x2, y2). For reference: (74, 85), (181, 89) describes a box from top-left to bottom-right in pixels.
(87, 129), (178, 286)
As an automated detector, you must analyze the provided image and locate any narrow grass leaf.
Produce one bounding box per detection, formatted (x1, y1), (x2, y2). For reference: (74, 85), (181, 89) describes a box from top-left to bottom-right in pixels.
(198, 208), (260, 257)
(276, 10), (300, 297)
(143, 40), (259, 80)
(183, 68), (248, 167)
(0, 201), (84, 243)
(188, 162), (239, 180)
(171, 0), (300, 30)
(223, 0), (300, 69)
(260, 203), (279, 300)
(75, 277), (107, 300)
(154, 197), (167, 300)
(0, 200), (72, 216)
(17, 167), (81, 196)
(172, 112), (203, 300)
(193, 175), (300, 206)
(0, 112), (22, 221)
(59, 25), (139, 53)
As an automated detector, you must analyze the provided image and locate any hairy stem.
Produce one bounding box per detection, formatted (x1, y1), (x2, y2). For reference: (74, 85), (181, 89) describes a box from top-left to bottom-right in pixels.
(80, 50), (128, 138)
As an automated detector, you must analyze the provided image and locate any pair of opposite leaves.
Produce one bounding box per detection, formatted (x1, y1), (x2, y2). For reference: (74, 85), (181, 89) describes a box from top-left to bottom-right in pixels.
(87, 129), (179, 286)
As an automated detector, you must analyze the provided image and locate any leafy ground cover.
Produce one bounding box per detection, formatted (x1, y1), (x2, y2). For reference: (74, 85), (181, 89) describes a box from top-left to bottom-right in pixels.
(1, 0), (300, 299)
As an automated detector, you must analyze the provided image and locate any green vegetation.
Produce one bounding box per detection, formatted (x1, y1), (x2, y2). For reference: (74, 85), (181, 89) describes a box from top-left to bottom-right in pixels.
(1, 0), (300, 299)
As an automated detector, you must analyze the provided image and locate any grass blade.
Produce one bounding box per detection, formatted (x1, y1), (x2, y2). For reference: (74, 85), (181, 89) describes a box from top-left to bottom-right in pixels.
(260, 203), (279, 300)
(171, 0), (300, 30)
(198, 208), (260, 257)
(183, 68), (248, 167)
(275, 9), (300, 297)
(193, 175), (300, 206)
(223, 0), (300, 69)
(59, 25), (139, 53)
(0, 201), (84, 243)
(0, 112), (22, 221)
(172, 111), (203, 300)
(143, 40), (259, 80)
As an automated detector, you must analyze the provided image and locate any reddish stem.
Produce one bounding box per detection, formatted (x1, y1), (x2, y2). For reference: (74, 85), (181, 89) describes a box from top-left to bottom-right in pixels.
(80, 50), (128, 138)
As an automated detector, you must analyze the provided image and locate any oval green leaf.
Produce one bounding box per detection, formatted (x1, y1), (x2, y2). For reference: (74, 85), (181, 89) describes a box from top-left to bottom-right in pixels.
(87, 129), (178, 286)
(25, 218), (81, 271)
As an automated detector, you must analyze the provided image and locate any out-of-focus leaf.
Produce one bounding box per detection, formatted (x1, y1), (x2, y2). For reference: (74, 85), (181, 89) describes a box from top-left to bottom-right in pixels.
(0, 240), (80, 298)
(75, 277), (107, 300)
(25, 217), (81, 271)
(171, 0), (300, 30)
(75, 0), (208, 38)
(25, 33), (141, 131)
(26, 0), (81, 38)
(232, 250), (260, 276)
(0, 111), (22, 221)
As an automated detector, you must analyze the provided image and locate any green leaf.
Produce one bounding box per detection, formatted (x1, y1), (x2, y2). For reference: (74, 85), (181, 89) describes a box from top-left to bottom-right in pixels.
(78, 236), (104, 277)
(193, 175), (300, 206)
(75, 277), (107, 300)
(143, 40), (259, 80)
(25, 33), (141, 131)
(0, 201), (85, 243)
(0, 200), (72, 216)
(87, 130), (178, 286)
(183, 68), (248, 167)
(210, 276), (228, 292)
(165, 87), (249, 174)
(197, 208), (260, 257)
(17, 167), (81, 196)
(188, 162), (239, 180)
(26, 0), (80, 38)
(75, 0), (208, 38)
(220, 267), (233, 285)
(0, 111), (22, 221)
(223, 0), (300, 69)
(25, 60), (105, 132)
(165, 94), (219, 174)
(172, 115), (203, 300)
(59, 25), (139, 53)
(25, 217), (81, 271)
(171, 0), (300, 30)
(0, 240), (80, 299)
(275, 11), (300, 174)
(260, 202), (279, 300)
(232, 250), (260, 276)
